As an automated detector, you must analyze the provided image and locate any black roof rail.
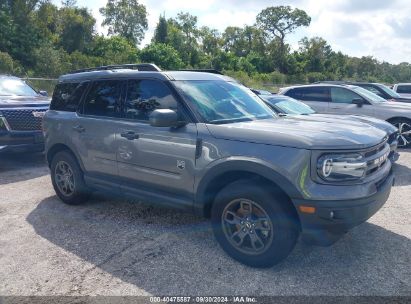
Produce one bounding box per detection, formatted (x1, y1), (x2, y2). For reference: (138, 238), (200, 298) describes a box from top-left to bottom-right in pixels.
(313, 80), (347, 85)
(178, 69), (224, 75)
(69, 63), (162, 74)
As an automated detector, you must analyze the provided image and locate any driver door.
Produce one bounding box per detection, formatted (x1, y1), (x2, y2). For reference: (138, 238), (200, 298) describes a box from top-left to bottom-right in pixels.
(116, 79), (198, 207)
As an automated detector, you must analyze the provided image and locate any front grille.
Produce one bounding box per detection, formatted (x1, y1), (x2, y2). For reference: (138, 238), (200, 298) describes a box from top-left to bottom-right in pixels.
(364, 143), (390, 177)
(1, 109), (47, 131)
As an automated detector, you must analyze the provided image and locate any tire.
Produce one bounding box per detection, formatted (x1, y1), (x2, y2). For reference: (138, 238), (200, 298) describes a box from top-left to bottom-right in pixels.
(50, 151), (90, 205)
(211, 180), (299, 268)
(390, 118), (411, 148)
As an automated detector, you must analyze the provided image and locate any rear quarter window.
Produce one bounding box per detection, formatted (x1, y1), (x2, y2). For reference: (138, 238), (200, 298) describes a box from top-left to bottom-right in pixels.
(50, 82), (87, 112)
(397, 85), (411, 94)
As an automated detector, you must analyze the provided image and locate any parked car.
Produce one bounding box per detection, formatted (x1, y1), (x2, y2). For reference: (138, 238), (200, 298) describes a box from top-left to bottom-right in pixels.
(338, 82), (410, 103)
(393, 83), (411, 99)
(250, 88), (273, 96)
(280, 84), (411, 147)
(44, 64), (394, 268)
(0, 75), (50, 153)
(261, 95), (399, 162)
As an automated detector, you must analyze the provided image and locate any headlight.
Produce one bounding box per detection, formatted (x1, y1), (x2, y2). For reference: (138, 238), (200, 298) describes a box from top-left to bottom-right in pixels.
(317, 153), (367, 181)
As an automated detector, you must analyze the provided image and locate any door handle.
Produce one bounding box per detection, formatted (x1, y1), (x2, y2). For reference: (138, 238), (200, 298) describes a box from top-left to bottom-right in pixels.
(73, 125), (85, 133)
(120, 131), (139, 140)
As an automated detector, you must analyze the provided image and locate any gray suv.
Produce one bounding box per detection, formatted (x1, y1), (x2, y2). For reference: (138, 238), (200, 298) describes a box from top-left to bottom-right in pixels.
(44, 65), (394, 268)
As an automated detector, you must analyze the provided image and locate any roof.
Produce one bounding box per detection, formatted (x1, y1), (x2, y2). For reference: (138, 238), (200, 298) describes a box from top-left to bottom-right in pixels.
(0, 75), (20, 80)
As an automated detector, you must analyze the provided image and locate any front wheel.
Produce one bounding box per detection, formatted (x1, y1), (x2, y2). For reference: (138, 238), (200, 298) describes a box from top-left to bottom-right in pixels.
(211, 180), (299, 268)
(391, 118), (411, 148)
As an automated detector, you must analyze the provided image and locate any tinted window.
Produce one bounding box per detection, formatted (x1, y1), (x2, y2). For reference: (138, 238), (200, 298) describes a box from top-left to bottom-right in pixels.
(331, 87), (364, 103)
(51, 82), (86, 112)
(83, 80), (122, 117)
(125, 79), (178, 121)
(286, 87), (330, 102)
(360, 85), (383, 97)
(397, 85), (411, 94)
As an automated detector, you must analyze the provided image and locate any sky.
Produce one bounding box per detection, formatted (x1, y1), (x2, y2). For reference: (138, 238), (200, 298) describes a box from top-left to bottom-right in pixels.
(53, 0), (411, 64)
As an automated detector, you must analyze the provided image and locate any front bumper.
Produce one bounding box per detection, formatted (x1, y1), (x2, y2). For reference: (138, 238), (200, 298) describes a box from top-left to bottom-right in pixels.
(0, 130), (45, 153)
(293, 170), (395, 246)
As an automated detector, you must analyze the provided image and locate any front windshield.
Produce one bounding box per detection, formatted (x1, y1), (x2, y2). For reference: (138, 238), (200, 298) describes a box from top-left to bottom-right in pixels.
(377, 84), (402, 98)
(0, 78), (38, 97)
(265, 97), (315, 115)
(174, 80), (275, 124)
(351, 86), (387, 103)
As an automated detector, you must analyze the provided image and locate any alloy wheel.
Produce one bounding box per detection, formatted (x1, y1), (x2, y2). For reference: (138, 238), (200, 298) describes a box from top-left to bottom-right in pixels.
(394, 121), (411, 147)
(221, 198), (274, 255)
(54, 160), (75, 197)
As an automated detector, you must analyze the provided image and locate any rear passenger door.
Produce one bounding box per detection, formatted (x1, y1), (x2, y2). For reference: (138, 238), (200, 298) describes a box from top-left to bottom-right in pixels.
(116, 78), (197, 207)
(73, 79), (125, 183)
(328, 87), (375, 116)
(286, 87), (331, 113)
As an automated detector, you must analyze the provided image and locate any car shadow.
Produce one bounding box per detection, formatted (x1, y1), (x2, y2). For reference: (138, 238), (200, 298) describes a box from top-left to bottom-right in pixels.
(26, 196), (411, 296)
(0, 152), (49, 185)
(393, 162), (411, 186)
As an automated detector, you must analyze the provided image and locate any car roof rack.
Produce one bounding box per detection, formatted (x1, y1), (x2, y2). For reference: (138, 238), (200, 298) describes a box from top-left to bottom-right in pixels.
(69, 63), (162, 74)
(313, 81), (347, 85)
(178, 69), (224, 75)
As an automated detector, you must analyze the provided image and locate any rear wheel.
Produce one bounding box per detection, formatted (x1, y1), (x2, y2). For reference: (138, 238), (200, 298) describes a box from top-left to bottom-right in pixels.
(50, 151), (90, 205)
(391, 118), (411, 148)
(211, 180), (299, 268)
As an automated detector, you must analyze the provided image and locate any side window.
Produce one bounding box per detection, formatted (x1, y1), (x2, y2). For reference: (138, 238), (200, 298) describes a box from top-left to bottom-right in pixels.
(331, 87), (364, 103)
(285, 88), (302, 99)
(362, 85), (382, 97)
(125, 79), (178, 121)
(83, 80), (123, 117)
(300, 87), (330, 102)
(397, 85), (411, 94)
(50, 82), (80, 111)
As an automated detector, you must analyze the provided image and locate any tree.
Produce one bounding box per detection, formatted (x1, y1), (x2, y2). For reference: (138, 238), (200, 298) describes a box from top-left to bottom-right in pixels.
(59, 7), (96, 53)
(256, 6), (311, 72)
(100, 0), (148, 45)
(87, 35), (138, 64)
(153, 15), (168, 44)
(298, 37), (332, 73)
(139, 43), (184, 70)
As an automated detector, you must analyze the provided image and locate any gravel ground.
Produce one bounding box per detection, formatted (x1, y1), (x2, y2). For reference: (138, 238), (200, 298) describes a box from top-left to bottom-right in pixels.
(0, 151), (410, 296)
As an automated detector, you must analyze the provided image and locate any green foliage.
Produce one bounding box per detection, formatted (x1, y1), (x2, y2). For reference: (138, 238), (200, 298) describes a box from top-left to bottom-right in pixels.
(0, 2), (410, 91)
(140, 43), (184, 70)
(58, 7), (95, 53)
(153, 15), (168, 44)
(87, 35), (139, 64)
(0, 51), (22, 74)
(100, 0), (148, 45)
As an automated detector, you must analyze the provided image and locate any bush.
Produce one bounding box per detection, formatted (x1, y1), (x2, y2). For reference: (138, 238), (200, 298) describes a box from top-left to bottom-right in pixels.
(140, 43), (184, 70)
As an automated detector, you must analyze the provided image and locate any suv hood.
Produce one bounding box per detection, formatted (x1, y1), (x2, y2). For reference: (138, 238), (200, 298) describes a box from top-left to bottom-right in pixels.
(294, 114), (397, 135)
(376, 100), (411, 111)
(0, 95), (50, 108)
(206, 118), (387, 150)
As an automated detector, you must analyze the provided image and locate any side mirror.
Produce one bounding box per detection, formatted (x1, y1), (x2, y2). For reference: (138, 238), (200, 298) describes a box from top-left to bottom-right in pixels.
(149, 109), (181, 127)
(39, 90), (48, 97)
(352, 98), (364, 107)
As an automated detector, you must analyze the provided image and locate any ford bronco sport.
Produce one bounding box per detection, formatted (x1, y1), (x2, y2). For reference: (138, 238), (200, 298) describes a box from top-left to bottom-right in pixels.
(0, 75), (49, 153)
(44, 64), (394, 268)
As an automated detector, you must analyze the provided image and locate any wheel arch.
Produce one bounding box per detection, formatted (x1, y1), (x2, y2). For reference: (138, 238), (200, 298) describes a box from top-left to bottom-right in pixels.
(46, 143), (85, 171)
(194, 160), (302, 219)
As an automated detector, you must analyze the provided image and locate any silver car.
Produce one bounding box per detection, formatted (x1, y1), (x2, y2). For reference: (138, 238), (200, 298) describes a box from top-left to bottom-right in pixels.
(280, 84), (411, 147)
(393, 83), (411, 99)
